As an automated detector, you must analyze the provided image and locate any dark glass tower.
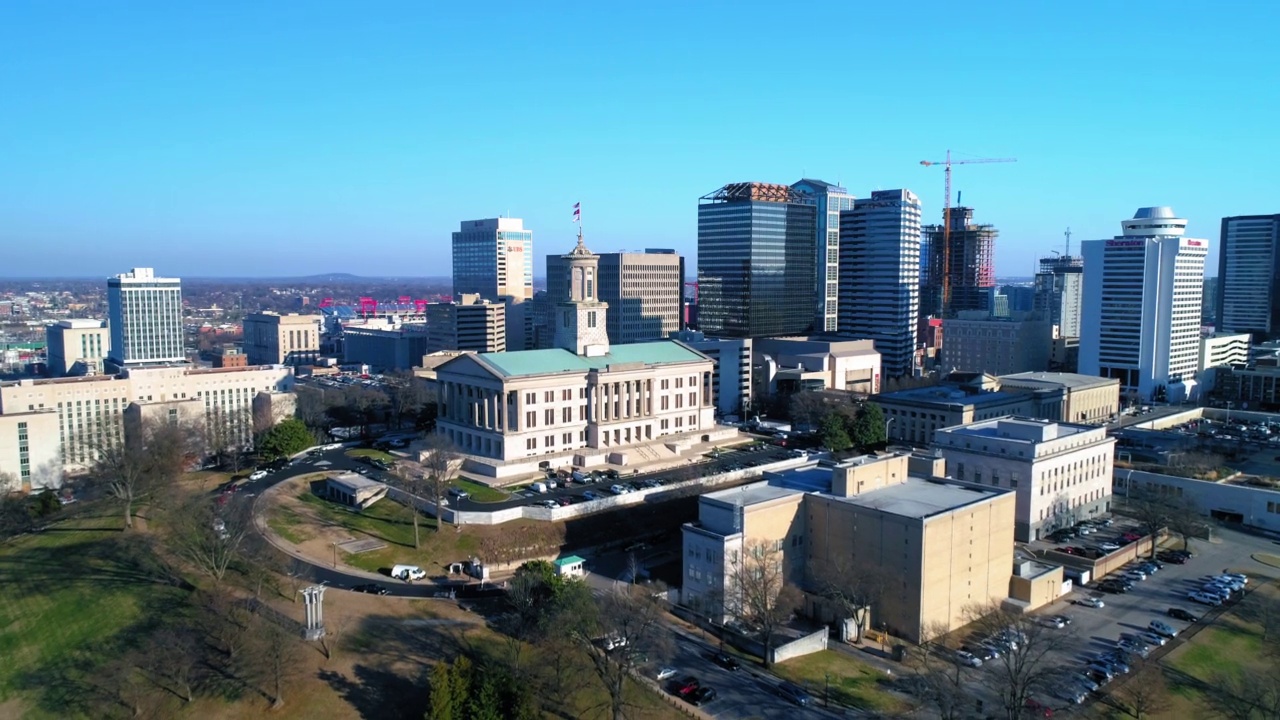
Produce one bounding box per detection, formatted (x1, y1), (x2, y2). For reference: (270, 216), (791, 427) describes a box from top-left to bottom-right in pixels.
(697, 183), (817, 338)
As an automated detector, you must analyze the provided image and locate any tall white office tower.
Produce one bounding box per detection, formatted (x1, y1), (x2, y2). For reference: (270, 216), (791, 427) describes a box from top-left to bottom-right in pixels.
(452, 218), (534, 300)
(1079, 208), (1207, 403)
(106, 268), (185, 366)
(837, 189), (922, 378)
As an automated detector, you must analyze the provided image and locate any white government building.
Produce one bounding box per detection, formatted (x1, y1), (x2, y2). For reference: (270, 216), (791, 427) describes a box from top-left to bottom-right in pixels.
(435, 233), (735, 479)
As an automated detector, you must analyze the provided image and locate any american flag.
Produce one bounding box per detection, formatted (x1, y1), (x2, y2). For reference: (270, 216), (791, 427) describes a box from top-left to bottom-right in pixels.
(572, 202), (581, 223)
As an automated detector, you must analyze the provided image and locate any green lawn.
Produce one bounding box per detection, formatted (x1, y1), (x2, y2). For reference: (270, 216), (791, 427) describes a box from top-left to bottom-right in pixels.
(345, 448), (398, 462)
(267, 504), (314, 544)
(1168, 624), (1260, 680)
(294, 490), (478, 575)
(773, 650), (909, 714)
(454, 478), (510, 503)
(0, 514), (191, 718)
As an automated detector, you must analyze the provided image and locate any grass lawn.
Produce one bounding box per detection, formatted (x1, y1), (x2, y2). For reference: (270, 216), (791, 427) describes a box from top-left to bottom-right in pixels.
(454, 478), (510, 503)
(0, 514), (192, 719)
(1167, 624), (1260, 680)
(345, 448), (398, 462)
(773, 650), (908, 714)
(294, 490), (479, 575)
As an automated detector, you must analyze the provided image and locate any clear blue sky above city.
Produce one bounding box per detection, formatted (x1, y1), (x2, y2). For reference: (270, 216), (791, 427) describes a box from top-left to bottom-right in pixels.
(2, 1), (1277, 278)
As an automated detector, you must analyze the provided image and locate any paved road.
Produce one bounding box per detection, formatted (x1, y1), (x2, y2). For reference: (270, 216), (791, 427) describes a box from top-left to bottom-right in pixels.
(452, 444), (799, 513)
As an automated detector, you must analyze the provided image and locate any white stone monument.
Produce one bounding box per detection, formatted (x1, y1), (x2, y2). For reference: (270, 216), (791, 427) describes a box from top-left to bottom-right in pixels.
(302, 585), (326, 640)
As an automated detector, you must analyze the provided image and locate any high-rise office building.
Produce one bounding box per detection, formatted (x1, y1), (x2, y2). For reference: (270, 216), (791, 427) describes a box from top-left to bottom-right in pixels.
(106, 268), (184, 367)
(452, 218), (534, 300)
(697, 182), (817, 338)
(1216, 214), (1280, 340)
(426, 294), (507, 354)
(1079, 207), (1208, 403)
(553, 250), (682, 345)
(921, 207), (997, 317)
(792, 179), (856, 333)
(1034, 255), (1084, 338)
(243, 312), (322, 366)
(837, 189), (922, 378)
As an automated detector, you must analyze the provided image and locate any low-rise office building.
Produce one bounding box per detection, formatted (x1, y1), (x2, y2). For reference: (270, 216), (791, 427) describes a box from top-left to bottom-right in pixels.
(941, 312), (1052, 376)
(212, 346), (248, 368)
(877, 385), (1035, 445)
(753, 336), (880, 396)
(343, 324), (431, 372)
(934, 417), (1115, 542)
(996, 371), (1120, 425)
(682, 452), (1016, 643)
(243, 312), (322, 366)
(670, 330), (752, 417)
(426, 294), (506, 354)
(0, 410), (61, 491)
(45, 319), (110, 377)
(0, 364), (294, 474)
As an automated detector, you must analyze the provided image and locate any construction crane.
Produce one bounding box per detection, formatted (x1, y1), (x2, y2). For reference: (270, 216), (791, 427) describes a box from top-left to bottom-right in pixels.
(920, 151), (1016, 313)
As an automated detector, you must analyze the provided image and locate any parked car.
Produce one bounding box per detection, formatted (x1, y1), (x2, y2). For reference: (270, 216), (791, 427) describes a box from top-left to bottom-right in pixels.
(655, 667), (677, 681)
(1189, 591), (1222, 606)
(673, 676), (700, 698)
(1074, 673), (1100, 692)
(711, 652), (740, 671)
(1150, 620), (1179, 638)
(953, 649), (982, 667)
(391, 564), (427, 581)
(1038, 615), (1066, 629)
(1086, 663), (1115, 681)
(690, 686), (717, 705)
(351, 583), (390, 595)
(776, 681), (813, 706)
(1054, 684), (1087, 705)
(1024, 698), (1053, 717)
(1098, 582), (1128, 594)
(1074, 596), (1105, 608)
(1137, 631), (1168, 647)
(248, 470), (268, 481)
(609, 484), (629, 495)
(1098, 541), (1122, 553)
(964, 644), (998, 661)
(1168, 608), (1198, 622)
(583, 490), (601, 501)
(448, 486), (471, 500)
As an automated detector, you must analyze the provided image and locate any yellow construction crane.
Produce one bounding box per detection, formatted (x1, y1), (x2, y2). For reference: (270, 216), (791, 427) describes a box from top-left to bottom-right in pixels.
(920, 151), (1016, 313)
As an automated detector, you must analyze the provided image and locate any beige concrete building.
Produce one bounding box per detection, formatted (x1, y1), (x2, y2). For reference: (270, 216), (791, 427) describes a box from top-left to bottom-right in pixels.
(877, 385), (1035, 445)
(0, 364), (294, 474)
(671, 331), (752, 417)
(45, 319), (110, 377)
(934, 417), (1116, 542)
(682, 453), (1017, 643)
(753, 336), (881, 396)
(426, 294), (506, 354)
(435, 234), (730, 479)
(0, 410), (61, 491)
(996, 371), (1121, 425)
(941, 312), (1053, 376)
(243, 312), (322, 366)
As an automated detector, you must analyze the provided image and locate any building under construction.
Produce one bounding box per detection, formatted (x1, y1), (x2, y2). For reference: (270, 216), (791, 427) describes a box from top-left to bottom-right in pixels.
(921, 206), (997, 318)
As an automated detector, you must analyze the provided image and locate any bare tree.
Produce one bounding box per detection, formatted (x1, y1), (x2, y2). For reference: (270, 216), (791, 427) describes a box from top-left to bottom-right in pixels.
(963, 600), (1070, 720)
(571, 584), (675, 720)
(1113, 660), (1172, 719)
(907, 621), (974, 720)
(206, 405), (252, 472)
(1165, 495), (1206, 552)
(1123, 487), (1177, 558)
(728, 539), (802, 667)
(142, 626), (203, 704)
(246, 615), (305, 710)
(1207, 668), (1280, 720)
(168, 496), (249, 584)
(318, 611), (351, 662)
(813, 558), (889, 643)
(418, 433), (462, 537)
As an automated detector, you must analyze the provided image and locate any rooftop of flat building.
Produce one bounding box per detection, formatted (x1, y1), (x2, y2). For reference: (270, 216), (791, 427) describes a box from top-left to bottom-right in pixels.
(327, 472), (386, 493)
(935, 416), (1100, 444)
(52, 318), (107, 329)
(998, 371), (1120, 390)
(474, 341), (708, 378)
(818, 474), (1007, 519)
(703, 482), (804, 509)
(876, 385), (1026, 406)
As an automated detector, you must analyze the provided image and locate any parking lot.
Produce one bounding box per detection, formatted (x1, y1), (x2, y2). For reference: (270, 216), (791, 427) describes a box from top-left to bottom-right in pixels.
(954, 525), (1280, 711)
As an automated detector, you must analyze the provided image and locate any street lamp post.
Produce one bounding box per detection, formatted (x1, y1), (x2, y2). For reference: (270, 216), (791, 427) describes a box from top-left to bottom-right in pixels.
(884, 417), (895, 442)
(331, 542), (337, 569)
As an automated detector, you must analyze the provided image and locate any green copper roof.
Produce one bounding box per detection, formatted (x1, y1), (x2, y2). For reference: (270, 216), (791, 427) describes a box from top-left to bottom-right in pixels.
(477, 341), (707, 378)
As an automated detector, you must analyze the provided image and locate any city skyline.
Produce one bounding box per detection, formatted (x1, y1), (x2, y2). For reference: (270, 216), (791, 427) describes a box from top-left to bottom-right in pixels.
(2, 3), (1278, 278)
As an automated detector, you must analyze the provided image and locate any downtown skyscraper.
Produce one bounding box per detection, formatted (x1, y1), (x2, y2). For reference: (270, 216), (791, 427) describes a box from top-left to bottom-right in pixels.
(921, 206), (998, 317)
(697, 182), (817, 338)
(1034, 254), (1084, 338)
(106, 267), (184, 367)
(791, 179), (856, 333)
(1079, 207), (1207, 403)
(1216, 214), (1280, 340)
(451, 218), (534, 301)
(837, 189), (922, 377)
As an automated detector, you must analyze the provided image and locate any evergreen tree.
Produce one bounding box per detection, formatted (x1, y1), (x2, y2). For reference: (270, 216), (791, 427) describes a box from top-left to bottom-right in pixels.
(851, 402), (887, 448)
(257, 418), (315, 459)
(819, 413), (853, 452)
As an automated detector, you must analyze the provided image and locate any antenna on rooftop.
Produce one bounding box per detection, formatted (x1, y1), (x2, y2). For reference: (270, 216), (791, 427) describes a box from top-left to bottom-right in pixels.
(1065, 227), (1072, 256)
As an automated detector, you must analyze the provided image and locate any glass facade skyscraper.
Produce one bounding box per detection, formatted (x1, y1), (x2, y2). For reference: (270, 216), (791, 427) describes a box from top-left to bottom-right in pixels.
(791, 179), (856, 333)
(451, 218), (534, 301)
(837, 189), (922, 377)
(1216, 214), (1280, 340)
(697, 183), (817, 338)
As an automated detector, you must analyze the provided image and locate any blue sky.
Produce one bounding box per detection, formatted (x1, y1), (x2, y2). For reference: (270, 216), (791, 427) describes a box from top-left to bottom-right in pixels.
(1, 1), (1277, 278)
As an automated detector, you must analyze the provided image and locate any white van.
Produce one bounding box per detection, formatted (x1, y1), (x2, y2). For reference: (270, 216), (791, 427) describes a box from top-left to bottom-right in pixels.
(391, 564), (426, 582)
(531, 481), (549, 494)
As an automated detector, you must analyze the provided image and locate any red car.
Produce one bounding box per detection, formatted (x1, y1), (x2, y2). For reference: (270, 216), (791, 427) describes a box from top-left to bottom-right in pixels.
(1122, 532), (1142, 542)
(1024, 698), (1053, 717)
(673, 676), (700, 698)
